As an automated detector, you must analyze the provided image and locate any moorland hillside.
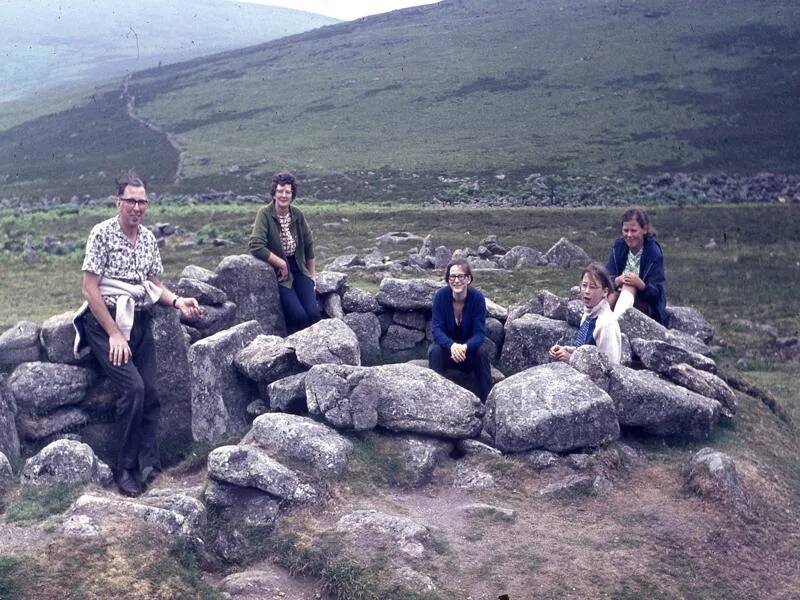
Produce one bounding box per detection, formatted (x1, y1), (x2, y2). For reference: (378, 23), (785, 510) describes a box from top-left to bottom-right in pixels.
(0, 0), (798, 201)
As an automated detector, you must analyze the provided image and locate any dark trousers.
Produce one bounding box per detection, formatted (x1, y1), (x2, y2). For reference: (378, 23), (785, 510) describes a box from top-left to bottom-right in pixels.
(82, 310), (161, 473)
(280, 256), (321, 333)
(428, 341), (492, 401)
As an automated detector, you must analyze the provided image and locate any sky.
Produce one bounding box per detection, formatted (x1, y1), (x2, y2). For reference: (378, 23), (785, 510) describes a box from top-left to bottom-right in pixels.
(235, 0), (440, 21)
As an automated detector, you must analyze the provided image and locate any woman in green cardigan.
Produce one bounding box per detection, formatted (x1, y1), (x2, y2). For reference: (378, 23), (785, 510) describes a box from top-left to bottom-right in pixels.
(249, 171), (321, 333)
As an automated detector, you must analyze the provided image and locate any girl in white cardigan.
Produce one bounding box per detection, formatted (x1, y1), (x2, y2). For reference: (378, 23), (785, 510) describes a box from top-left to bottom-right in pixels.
(549, 262), (622, 365)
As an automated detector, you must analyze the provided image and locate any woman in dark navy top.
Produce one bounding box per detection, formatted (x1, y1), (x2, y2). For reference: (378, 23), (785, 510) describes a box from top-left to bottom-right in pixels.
(606, 206), (669, 326)
(429, 258), (492, 401)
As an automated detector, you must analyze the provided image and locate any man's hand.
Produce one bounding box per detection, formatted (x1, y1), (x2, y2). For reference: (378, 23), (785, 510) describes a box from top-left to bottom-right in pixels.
(109, 331), (132, 366)
(548, 344), (571, 363)
(274, 258), (289, 282)
(450, 343), (468, 363)
(177, 297), (203, 318)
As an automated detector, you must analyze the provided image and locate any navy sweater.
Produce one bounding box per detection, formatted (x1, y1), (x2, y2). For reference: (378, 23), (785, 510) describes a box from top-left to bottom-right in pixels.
(431, 286), (487, 354)
(606, 235), (669, 327)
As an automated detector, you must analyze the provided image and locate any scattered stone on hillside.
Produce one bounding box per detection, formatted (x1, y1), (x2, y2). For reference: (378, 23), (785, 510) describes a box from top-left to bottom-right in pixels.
(326, 253), (364, 271)
(180, 264), (218, 285)
(506, 296), (544, 323)
(524, 450), (560, 469)
(457, 439), (502, 458)
(666, 364), (737, 418)
(306, 363), (482, 438)
(336, 509), (431, 558)
(267, 372), (308, 412)
(375, 232), (424, 246)
(369, 433), (453, 486)
(8, 362), (97, 415)
(214, 254), (286, 336)
(217, 566), (307, 598)
(0, 450), (12, 484)
(542, 238), (592, 268)
(234, 334), (302, 384)
(485, 317), (505, 348)
(323, 293), (345, 318)
(39, 311), (84, 365)
(285, 318), (361, 367)
(617, 309), (668, 343)
(0, 321), (42, 365)
(685, 448), (746, 504)
(204, 479), (280, 563)
(304, 364), (375, 430)
(731, 318), (778, 337)
(608, 365), (721, 439)
(241, 413), (354, 479)
(151, 305), (194, 452)
(207, 445), (315, 502)
(175, 277), (228, 305)
(569, 345), (613, 390)
(67, 490), (205, 541)
(539, 290), (568, 320)
(342, 287), (380, 313)
(189, 320), (262, 443)
(0, 376), (20, 463)
(343, 312), (382, 365)
(485, 298), (508, 322)
(631, 338), (717, 374)
(566, 299), (583, 327)
(382, 324), (426, 351)
(315, 271), (348, 294)
(666, 328), (713, 356)
(376, 277), (444, 310)
(393, 310), (427, 330)
(18, 407), (91, 441)
(484, 362), (619, 453)
(538, 474), (596, 498)
(667, 306), (714, 343)
(21, 439), (110, 486)
(181, 300), (237, 337)
(433, 245), (452, 269)
(497, 245), (543, 269)
(500, 314), (575, 374)
(458, 503), (516, 522)
(452, 461), (495, 490)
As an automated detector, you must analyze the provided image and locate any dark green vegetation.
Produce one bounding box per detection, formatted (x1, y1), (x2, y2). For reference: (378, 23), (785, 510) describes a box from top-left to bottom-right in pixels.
(1, 0), (798, 200)
(0, 0), (337, 102)
(3, 484), (83, 524)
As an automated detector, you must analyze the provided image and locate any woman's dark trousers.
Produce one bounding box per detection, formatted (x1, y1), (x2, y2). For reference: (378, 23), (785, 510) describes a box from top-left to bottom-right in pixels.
(428, 341), (492, 401)
(82, 310), (161, 474)
(279, 256), (322, 332)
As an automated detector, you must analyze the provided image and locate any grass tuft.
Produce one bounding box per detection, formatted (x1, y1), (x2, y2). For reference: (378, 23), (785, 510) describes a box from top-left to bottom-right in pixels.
(5, 484), (83, 524)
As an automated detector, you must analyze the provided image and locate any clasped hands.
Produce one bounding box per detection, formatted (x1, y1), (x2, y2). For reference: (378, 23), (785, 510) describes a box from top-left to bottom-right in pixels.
(450, 343), (468, 363)
(615, 271), (644, 290)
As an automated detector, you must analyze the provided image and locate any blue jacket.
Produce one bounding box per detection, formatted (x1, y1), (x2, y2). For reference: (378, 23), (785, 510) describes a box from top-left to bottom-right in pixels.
(431, 286), (486, 354)
(606, 236), (669, 327)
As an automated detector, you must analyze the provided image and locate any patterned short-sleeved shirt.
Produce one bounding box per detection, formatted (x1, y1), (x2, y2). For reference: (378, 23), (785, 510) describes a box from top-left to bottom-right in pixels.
(624, 247), (643, 275)
(82, 217), (163, 284)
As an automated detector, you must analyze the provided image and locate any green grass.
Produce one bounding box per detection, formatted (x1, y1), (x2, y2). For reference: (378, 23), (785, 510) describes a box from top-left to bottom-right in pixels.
(0, 555), (41, 599)
(4, 484), (84, 524)
(1, 0), (798, 200)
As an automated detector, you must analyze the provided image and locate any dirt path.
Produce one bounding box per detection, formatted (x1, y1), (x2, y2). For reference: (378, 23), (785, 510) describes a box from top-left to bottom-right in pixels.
(121, 74), (186, 184)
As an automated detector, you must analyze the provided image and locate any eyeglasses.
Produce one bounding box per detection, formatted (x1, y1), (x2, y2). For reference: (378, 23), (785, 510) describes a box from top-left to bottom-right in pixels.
(579, 282), (601, 291)
(448, 274), (470, 282)
(119, 198), (149, 208)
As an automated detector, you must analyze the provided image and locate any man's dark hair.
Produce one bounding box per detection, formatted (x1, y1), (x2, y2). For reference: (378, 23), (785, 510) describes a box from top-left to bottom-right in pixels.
(444, 258), (473, 282)
(270, 171), (298, 200)
(116, 170), (147, 196)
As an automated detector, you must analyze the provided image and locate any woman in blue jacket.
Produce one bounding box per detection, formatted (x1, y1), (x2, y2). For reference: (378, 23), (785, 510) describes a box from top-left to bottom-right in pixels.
(429, 258), (492, 401)
(606, 206), (669, 326)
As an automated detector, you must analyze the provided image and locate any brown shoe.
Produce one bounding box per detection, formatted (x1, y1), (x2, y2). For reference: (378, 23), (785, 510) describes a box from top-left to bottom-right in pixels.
(116, 468), (143, 497)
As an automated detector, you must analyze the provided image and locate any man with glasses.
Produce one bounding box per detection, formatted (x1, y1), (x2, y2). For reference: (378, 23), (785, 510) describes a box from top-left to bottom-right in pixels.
(428, 258), (492, 401)
(74, 171), (202, 496)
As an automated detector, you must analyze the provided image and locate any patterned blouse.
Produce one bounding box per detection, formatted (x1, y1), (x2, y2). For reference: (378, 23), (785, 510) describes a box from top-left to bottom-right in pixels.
(278, 212), (297, 256)
(624, 247), (642, 275)
(82, 217), (163, 306)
